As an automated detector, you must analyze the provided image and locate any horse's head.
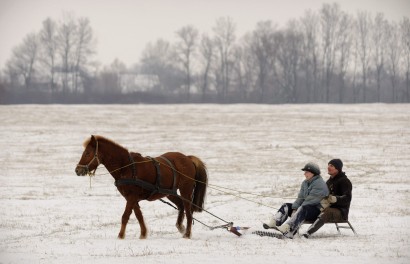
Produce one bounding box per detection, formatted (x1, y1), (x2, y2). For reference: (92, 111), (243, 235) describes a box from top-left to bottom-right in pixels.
(75, 135), (101, 176)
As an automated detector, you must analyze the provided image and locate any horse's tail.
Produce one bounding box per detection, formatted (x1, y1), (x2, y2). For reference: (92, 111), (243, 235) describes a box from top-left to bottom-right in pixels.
(189, 155), (208, 213)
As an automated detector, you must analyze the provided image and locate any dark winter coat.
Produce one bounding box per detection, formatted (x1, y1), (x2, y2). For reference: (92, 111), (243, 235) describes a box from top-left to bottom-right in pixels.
(327, 172), (352, 220)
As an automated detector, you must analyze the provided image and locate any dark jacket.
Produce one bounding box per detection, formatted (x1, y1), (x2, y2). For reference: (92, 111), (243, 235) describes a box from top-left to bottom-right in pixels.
(327, 172), (352, 220)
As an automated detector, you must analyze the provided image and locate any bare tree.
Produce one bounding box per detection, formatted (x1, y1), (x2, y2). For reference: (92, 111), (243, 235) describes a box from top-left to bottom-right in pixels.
(356, 11), (373, 102)
(372, 13), (388, 102)
(320, 3), (342, 102)
(40, 18), (58, 93)
(231, 45), (248, 101)
(300, 10), (320, 103)
(274, 22), (303, 103)
(401, 17), (410, 102)
(199, 34), (214, 102)
(0, 72), (5, 103)
(335, 11), (353, 103)
(386, 21), (402, 102)
(273, 31), (287, 101)
(6, 33), (39, 90)
(249, 20), (276, 102)
(213, 17), (236, 102)
(288, 21), (303, 103)
(57, 13), (77, 94)
(352, 26), (360, 103)
(73, 17), (95, 93)
(100, 58), (127, 94)
(140, 39), (183, 94)
(175, 25), (199, 101)
(238, 38), (256, 102)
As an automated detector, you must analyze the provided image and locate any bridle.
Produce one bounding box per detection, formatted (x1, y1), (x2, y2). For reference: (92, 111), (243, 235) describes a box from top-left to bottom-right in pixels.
(76, 138), (101, 176)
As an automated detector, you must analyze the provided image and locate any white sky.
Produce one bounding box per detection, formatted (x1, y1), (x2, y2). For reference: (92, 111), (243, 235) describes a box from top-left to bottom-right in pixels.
(0, 0), (409, 69)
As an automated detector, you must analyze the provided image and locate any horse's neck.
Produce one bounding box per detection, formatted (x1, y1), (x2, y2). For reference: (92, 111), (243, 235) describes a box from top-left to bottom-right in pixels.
(130, 152), (144, 161)
(99, 141), (129, 178)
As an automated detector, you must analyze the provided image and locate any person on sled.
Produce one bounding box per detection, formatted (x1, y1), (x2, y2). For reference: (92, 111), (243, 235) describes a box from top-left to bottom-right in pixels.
(263, 162), (329, 239)
(302, 159), (352, 238)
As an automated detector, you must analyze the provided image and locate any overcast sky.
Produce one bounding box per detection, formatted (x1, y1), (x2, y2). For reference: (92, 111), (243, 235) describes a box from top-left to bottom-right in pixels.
(0, 0), (409, 69)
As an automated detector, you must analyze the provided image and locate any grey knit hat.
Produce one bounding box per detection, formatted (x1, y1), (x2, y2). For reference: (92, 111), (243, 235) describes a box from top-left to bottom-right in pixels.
(301, 162), (321, 175)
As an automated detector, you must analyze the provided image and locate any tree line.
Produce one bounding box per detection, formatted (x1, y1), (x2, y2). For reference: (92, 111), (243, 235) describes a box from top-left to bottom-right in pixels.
(1, 3), (410, 104)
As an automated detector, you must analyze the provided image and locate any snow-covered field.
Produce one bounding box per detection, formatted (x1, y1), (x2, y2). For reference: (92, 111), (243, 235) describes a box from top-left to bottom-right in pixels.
(0, 104), (409, 264)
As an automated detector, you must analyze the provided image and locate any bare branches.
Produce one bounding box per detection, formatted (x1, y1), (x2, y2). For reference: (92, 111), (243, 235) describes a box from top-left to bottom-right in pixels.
(2, 6), (410, 103)
(175, 25), (199, 101)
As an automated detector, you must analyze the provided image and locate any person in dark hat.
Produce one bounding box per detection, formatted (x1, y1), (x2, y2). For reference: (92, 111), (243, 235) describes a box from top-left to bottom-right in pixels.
(302, 158), (352, 238)
(262, 162), (329, 239)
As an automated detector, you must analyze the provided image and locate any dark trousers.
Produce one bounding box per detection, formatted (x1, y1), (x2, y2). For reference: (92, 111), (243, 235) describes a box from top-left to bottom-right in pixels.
(306, 207), (344, 235)
(276, 203), (321, 233)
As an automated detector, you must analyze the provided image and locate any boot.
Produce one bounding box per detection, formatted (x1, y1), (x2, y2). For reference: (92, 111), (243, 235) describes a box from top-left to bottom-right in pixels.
(276, 223), (290, 234)
(263, 217), (277, 229)
(277, 223), (295, 239)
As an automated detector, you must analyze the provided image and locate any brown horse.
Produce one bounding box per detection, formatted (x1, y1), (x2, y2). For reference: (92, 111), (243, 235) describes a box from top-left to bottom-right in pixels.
(75, 135), (208, 239)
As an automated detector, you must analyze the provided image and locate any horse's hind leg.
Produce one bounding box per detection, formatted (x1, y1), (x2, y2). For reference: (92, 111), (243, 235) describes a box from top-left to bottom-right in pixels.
(182, 199), (193, 239)
(167, 195), (185, 234)
(118, 200), (135, 239)
(133, 203), (147, 239)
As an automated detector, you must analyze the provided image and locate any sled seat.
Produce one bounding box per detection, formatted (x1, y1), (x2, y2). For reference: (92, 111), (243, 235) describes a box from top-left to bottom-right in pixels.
(301, 220), (357, 236)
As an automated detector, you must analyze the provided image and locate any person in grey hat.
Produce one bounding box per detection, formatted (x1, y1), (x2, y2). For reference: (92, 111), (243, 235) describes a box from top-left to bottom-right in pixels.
(262, 162), (329, 239)
(302, 158), (352, 238)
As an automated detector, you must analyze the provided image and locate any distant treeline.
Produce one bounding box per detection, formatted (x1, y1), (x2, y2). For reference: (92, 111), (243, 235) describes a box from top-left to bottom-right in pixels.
(1, 3), (410, 104)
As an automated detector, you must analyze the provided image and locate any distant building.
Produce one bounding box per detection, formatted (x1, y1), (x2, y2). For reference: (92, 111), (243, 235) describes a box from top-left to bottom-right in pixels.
(119, 72), (160, 93)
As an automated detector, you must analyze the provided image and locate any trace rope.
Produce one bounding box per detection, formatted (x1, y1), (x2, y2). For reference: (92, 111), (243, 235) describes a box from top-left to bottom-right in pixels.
(88, 157), (318, 233)
(94, 158), (288, 209)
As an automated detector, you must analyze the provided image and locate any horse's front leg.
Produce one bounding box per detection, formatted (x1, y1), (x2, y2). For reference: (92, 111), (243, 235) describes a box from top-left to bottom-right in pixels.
(118, 199), (135, 239)
(133, 203), (147, 239)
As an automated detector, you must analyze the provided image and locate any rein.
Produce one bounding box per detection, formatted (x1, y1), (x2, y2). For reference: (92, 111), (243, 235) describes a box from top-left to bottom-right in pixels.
(87, 159), (152, 189)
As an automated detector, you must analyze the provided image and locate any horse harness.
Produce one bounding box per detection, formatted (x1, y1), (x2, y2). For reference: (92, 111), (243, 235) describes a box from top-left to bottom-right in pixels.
(114, 154), (178, 199)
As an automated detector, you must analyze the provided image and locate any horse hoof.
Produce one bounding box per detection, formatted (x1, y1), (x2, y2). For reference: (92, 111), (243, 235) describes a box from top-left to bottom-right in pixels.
(183, 233), (191, 239)
(118, 233), (125, 239)
(176, 224), (186, 234)
(139, 234), (147, 239)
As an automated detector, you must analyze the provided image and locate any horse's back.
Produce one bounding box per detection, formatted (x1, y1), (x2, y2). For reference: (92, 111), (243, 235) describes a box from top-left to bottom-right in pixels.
(159, 152), (196, 179)
(160, 152), (191, 165)
(160, 151), (186, 159)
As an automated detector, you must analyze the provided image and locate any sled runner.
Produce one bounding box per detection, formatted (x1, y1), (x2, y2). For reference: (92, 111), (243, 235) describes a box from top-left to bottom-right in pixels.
(263, 220), (357, 236)
(227, 225), (286, 239)
(251, 230), (285, 239)
(299, 220), (357, 236)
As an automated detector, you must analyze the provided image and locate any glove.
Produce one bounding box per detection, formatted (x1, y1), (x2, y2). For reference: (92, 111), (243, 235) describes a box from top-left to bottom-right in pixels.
(320, 198), (330, 211)
(328, 195), (337, 204)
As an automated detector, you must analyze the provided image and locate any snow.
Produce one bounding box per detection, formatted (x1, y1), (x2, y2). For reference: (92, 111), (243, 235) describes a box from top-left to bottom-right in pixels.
(0, 104), (409, 264)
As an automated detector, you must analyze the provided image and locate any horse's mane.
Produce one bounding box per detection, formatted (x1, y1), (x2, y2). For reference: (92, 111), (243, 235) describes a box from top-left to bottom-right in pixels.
(83, 135), (128, 152)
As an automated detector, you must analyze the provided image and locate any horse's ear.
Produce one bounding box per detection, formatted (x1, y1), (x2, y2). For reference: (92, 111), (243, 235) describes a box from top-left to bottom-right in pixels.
(90, 135), (96, 146)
